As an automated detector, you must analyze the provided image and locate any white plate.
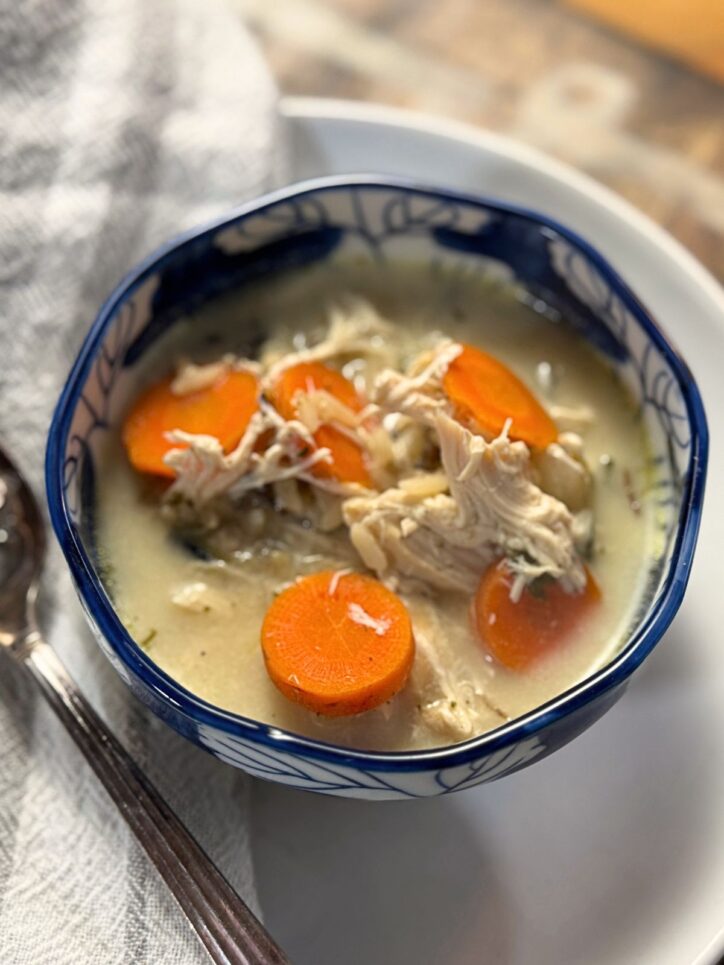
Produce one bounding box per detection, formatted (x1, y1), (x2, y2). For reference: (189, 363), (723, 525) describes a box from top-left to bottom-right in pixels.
(251, 98), (724, 965)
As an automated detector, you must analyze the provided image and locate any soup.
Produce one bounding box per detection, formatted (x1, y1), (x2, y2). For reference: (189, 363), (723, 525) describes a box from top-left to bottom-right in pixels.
(98, 263), (655, 751)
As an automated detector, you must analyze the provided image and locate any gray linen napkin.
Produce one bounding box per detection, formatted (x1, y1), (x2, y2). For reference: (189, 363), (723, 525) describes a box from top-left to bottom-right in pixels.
(0, 1), (286, 961)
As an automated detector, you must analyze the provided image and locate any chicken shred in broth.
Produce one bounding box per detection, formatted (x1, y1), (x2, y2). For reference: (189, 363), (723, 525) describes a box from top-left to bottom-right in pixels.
(98, 264), (654, 751)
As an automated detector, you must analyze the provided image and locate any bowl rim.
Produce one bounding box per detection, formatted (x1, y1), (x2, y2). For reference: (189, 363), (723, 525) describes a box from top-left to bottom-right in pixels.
(45, 174), (709, 774)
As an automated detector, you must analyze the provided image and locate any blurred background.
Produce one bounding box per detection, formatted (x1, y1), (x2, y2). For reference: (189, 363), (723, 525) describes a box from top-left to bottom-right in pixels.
(232, 0), (724, 281)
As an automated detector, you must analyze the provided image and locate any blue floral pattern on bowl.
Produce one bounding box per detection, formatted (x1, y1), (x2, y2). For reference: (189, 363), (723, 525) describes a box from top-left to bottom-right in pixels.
(45, 177), (708, 800)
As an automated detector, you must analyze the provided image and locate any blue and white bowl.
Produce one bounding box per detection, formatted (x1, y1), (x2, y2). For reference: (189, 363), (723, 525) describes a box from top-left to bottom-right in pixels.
(45, 177), (708, 799)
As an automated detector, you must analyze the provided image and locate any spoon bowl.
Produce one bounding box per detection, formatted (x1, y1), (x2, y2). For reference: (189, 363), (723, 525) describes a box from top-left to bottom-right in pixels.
(0, 449), (44, 647)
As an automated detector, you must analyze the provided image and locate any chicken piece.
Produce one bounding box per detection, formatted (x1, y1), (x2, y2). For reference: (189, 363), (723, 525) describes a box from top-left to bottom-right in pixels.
(169, 356), (261, 396)
(367, 340), (462, 482)
(170, 581), (233, 615)
(533, 432), (592, 512)
(371, 340), (462, 428)
(343, 413), (585, 596)
(262, 297), (397, 385)
(408, 615), (509, 742)
(170, 359), (229, 396)
(162, 402), (356, 509)
(292, 388), (362, 434)
(414, 651), (485, 741)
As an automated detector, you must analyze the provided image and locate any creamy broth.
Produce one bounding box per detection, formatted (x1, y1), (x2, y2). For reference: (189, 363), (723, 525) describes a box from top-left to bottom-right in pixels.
(98, 263), (654, 751)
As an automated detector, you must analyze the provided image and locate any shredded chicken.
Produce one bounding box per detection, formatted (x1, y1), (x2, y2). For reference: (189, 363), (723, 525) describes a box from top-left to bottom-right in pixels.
(170, 581), (232, 615)
(347, 602), (391, 636)
(292, 388), (361, 434)
(328, 569), (353, 595)
(170, 356), (261, 395)
(343, 413), (585, 595)
(372, 339), (462, 428)
(163, 403), (344, 507)
(171, 360), (229, 396)
(262, 297), (396, 385)
(410, 628), (508, 742)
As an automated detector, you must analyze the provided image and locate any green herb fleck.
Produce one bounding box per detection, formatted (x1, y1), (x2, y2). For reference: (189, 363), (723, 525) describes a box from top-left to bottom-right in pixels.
(139, 628), (157, 650)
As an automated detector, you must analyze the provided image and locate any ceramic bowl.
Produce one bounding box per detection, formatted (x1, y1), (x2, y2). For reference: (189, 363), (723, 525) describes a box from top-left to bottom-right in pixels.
(45, 177), (707, 799)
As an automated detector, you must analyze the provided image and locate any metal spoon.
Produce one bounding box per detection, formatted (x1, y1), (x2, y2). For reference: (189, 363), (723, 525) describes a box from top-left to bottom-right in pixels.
(0, 445), (289, 965)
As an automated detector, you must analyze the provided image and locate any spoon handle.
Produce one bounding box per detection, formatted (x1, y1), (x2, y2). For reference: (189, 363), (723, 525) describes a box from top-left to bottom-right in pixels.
(15, 631), (289, 965)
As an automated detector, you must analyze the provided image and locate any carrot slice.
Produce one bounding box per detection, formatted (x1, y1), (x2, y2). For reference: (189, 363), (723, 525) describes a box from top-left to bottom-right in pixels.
(272, 362), (363, 417)
(443, 343), (557, 449)
(261, 570), (415, 717)
(269, 361), (372, 486)
(122, 369), (259, 477)
(473, 561), (601, 672)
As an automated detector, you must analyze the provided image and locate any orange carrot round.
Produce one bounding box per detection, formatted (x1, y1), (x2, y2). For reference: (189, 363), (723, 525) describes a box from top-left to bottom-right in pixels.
(443, 343), (557, 449)
(269, 361), (372, 486)
(272, 361), (363, 417)
(473, 561), (601, 672)
(261, 570), (415, 717)
(122, 369), (259, 477)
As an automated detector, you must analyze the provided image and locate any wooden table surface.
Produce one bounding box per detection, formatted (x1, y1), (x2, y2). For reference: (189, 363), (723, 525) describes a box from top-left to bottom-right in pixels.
(234, 0), (724, 284)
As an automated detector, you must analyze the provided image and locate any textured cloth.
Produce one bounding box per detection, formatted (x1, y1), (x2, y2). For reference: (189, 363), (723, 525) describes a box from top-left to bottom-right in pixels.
(0, 1), (286, 962)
